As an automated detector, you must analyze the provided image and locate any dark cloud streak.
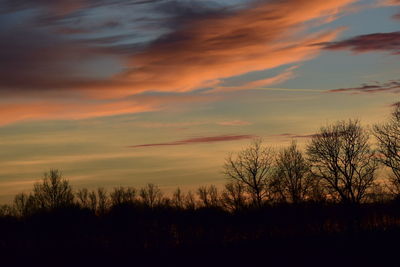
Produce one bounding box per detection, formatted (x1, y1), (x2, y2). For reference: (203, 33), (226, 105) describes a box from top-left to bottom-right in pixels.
(320, 31), (400, 55)
(272, 133), (318, 139)
(328, 80), (400, 94)
(130, 135), (256, 148)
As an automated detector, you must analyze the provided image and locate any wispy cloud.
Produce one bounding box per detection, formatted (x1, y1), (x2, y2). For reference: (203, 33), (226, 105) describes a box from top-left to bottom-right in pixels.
(130, 135), (256, 148)
(207, 66), (298, 94)
(328, 80), (400, 93)
(0, 93), (218, 126)
(272, 133), (318, 139)
(320, 31), (400, 55)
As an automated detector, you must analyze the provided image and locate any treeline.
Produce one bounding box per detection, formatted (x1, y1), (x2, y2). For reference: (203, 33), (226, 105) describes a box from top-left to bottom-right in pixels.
(2, 106), (400, 266)
(1, 170), (400, 266)
(3, 105), (400, 216)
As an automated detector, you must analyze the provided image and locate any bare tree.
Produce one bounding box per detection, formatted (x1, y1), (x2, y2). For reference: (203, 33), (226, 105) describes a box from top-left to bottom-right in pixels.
(140, 183), (163, 208)
(374, 105), (400, 195)
(221, 181), (247, 212)
(307, 176), (326, 203)
(172, 187), (184, 208)
(307, 120), (378, 204)
(184, 190), (196, 210)
(76, 188), (89, 208)
(224, 139), (273, 207)
(97, 188), (109, 214)
(270, 141), (313, 204)
(197, 185), (220, 208)
(110, 187), (136, 206)
(88, 190), (98, 211)
(365, 183), (391, 203)
(0, 204), (15, 217)
(14, 192), (37, 216)
(79, 188), (109, 214)
(33, 169), (74, 209)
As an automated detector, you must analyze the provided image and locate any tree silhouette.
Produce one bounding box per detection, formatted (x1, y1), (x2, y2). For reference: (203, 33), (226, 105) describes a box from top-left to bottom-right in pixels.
(140, 183), (163, 208)
(184, 190), (196, 209)
(224, 139), (273, 207)
(97, 187), (109, 214)
(172, 187), (184, 208)
(307, 120), (378, 204)
(14, 192), (37, 216)
(197, 185), (220, 208)
(0, 204), (14, 217)
(374, 105), (400, 195)
(110, 187), (136, 206)
(270, 141), (313, 203)
(76, 188), (89, 208)
(221, 181), (247, 211)
(32, 169), (74, 210)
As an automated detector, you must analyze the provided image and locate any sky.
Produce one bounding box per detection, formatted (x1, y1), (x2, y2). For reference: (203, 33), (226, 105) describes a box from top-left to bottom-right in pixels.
(0, 0), (399, 202)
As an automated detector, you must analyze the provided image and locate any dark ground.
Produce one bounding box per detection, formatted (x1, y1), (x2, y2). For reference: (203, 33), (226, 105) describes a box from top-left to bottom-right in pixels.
(1, 204), (400, 267)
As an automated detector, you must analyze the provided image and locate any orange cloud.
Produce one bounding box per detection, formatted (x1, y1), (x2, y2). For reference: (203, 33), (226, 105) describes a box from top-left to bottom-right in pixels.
(111, 0), (355, 97)
(0, 0), (358, 125)
(0, 101), (155, 126)
(207, 66), (298, 94)
(0, 94), (217, 126)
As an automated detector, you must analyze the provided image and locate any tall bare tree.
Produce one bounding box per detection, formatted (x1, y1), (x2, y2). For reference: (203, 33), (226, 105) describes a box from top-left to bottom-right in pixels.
(224, 139), (273, 207)
(33, 169), (74, 209)
(307, 120), (378, 204)
(374, 105), (400, 195)
(270, 141), (313, 203)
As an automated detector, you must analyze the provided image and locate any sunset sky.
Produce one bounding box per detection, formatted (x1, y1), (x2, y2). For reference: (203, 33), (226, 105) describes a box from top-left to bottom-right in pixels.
(0, 0), (399, 202)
